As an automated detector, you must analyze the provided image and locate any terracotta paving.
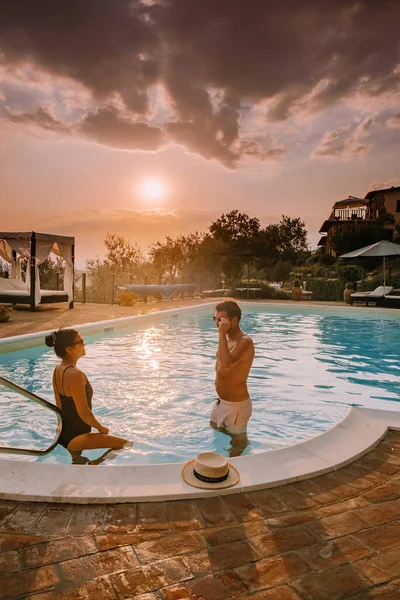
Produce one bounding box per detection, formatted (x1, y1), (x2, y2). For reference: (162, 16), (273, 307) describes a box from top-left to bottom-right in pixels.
(1, 432), (400, 599)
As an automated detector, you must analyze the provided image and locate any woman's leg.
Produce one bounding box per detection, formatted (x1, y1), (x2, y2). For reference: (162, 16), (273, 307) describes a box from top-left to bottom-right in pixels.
(67, 433), (130, 451)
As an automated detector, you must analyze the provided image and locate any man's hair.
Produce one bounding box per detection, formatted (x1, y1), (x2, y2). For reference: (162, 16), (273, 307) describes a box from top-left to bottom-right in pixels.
(215, 300), (241, 322)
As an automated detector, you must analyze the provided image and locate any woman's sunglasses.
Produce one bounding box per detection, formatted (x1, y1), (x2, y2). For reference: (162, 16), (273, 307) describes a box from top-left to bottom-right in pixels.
(71, 339), (85, 346)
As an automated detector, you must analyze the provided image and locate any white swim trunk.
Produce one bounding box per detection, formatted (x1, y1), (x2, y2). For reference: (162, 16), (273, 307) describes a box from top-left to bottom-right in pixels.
(210, 397), (252, 434)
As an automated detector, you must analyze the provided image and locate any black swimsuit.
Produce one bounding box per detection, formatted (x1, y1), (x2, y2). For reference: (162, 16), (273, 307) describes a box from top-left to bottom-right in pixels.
(54, 366), (94, 449)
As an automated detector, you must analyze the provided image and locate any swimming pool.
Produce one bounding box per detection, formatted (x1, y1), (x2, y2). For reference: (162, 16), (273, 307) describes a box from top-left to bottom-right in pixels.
(0, 303), (399, 466)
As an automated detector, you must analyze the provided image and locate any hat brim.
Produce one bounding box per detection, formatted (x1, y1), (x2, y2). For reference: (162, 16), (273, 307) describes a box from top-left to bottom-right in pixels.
(181, 459), (240, 490)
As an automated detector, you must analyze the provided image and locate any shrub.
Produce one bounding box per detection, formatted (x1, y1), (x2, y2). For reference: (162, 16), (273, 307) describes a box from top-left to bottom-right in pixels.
(335, 264), (362, 283)
(259, 285), (277, 299)
(305, 253), (336, 266)
(363, 274), (400, 291)
(345, 282), (356, 290)
(276, 289), (291, 299)
(292, 279), (301, 287)
(306, 278), (344, 301)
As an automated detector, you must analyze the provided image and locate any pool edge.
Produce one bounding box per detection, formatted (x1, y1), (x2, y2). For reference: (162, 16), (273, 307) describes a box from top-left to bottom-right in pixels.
(1, 406), (399, 503)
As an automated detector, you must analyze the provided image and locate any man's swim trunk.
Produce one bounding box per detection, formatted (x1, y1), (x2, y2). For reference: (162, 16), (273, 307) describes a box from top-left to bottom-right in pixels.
(210, 397), (252, 434)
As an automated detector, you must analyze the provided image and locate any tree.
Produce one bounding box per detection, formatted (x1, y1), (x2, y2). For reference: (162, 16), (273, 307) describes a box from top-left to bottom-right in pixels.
(103, 233), (143, 284)
(38, 257), (65, 290)
(275, 216), (310, 262)
(329, 223), (392, 257)
(148, 236), (187, 283)
(254, 216), (310, 274)
(85, 257), (114, 304)
(208, 211), (261, 285)
(209, 210), (261, 247)
(180, 233), (224, 291)
(0, 259), (9, 278)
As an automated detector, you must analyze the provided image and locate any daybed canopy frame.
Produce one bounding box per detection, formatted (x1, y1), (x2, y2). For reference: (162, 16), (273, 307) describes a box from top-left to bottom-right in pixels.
(0, 231), (75, 311)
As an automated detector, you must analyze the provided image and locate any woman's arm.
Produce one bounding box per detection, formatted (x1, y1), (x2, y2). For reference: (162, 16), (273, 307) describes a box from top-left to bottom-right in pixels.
(67, 370), (109, 433)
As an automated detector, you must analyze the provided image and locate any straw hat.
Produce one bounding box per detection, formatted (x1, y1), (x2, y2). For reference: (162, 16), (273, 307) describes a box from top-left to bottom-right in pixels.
(181, 451), (240, 489)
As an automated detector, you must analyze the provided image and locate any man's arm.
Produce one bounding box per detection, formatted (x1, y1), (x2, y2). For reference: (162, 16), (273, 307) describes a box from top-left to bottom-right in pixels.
(217, 332), (253, 370)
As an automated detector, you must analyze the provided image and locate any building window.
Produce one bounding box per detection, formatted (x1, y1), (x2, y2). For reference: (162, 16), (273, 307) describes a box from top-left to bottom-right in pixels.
(397, 200), (400, 212)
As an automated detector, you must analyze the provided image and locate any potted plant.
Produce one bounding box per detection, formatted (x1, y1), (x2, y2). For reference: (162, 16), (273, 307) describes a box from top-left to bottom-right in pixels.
(344, 282), (355, 304)
(118, 290), (135, 307)
(291, 279), (302, 301)
(0, 304), (13, 322)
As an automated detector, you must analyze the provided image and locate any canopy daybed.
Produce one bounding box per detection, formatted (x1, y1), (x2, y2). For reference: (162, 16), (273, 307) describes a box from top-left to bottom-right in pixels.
(0, 232), (74, 311)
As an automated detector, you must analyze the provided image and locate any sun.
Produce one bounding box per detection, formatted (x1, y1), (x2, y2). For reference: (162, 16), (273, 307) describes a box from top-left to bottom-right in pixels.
(140, 178), (166, 202)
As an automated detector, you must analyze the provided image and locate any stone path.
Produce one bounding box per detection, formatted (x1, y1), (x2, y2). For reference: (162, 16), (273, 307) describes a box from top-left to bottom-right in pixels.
(1, 432), (400, 600)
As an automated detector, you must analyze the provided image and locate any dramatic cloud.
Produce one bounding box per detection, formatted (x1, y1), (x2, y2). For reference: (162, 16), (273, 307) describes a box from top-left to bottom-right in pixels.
(367, 178), (400, 192)
(79, 106), (166, 151)
(311, 116), (376, 160)
(8, 104), (70, 132)
(0, 0), (399, 165)
(386, 112), (400, 128)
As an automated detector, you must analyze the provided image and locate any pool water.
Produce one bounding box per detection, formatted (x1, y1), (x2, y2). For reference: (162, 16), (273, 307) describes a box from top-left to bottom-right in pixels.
(0, 305), (399, 465)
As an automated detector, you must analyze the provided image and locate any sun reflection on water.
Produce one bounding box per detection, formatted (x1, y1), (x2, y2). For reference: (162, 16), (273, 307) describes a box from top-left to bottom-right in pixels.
(133, 327), (161, 371)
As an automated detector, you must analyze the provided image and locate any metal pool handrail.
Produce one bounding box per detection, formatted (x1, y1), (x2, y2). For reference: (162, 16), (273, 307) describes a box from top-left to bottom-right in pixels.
(0, 375), (62, 455)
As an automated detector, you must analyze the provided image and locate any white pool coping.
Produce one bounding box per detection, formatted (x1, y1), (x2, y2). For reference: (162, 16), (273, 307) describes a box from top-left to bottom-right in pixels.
(0, 406), (399, 503)
(0, 301), (399, 503)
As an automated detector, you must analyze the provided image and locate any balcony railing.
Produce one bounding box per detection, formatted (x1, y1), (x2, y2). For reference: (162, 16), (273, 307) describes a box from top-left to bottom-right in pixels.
(333, 208), (367, 221)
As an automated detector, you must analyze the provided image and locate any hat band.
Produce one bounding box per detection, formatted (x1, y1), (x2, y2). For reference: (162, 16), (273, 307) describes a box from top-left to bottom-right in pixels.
(193, 468), (229, 484)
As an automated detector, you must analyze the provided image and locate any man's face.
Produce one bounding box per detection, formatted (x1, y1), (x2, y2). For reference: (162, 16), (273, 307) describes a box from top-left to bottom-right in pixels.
(214, 311), (234, 331)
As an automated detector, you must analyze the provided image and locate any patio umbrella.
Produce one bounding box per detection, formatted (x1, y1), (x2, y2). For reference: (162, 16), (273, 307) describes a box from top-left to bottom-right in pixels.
(339, 240), (400, 291)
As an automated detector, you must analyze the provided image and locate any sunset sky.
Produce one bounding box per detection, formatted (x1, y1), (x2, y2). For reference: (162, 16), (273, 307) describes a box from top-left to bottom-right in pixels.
(1, 0), (399, 267)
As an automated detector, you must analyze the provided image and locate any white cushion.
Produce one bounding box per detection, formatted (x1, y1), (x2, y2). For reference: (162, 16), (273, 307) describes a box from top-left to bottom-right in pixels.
(0, 289), (30, 296)
(40, 290), (67, 297)
(370, 286), (393, 296)
(0, 278), (13, 290)
(8, 278), (28, 290)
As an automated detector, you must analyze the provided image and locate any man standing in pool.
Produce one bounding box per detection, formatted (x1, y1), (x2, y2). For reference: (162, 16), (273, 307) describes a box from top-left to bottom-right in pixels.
(211, 300), (255, 456)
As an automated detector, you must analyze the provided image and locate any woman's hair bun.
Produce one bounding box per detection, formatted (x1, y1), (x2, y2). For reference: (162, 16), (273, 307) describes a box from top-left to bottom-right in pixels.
(45, 333), (55, 348)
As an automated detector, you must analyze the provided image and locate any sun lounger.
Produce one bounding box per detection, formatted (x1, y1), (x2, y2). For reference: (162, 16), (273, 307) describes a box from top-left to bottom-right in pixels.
(350, 286), (393, 306)
(383, 295), (400, 309)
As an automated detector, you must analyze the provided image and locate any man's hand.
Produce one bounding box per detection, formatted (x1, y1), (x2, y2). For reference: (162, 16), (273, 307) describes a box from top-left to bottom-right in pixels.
(218, 317), (230, 335)
(98, 425), (109, 434)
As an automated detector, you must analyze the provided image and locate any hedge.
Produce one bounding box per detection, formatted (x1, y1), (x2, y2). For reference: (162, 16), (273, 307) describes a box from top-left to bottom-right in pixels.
(306, 278), (345, 301)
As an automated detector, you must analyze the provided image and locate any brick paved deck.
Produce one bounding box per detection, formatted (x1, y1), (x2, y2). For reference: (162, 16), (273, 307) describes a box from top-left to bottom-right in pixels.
(1, 431), (399, 599)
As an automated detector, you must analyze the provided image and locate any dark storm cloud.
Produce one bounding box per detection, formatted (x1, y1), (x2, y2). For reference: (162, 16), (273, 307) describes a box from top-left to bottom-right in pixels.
(79, 106), (165, 151)
(0, 0), (399, 164)
(4, 104), (166, 151)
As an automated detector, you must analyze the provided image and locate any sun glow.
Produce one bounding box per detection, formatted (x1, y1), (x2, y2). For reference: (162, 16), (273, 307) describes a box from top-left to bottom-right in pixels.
(140, 178), (166, 202)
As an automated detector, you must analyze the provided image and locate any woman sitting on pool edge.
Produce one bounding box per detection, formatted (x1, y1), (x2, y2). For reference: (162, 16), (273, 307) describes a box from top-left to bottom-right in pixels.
(46, 328), (131, 452)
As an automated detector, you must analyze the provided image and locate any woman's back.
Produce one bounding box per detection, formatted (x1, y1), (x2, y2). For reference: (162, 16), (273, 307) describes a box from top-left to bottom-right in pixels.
(54, 366), (93, 448)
